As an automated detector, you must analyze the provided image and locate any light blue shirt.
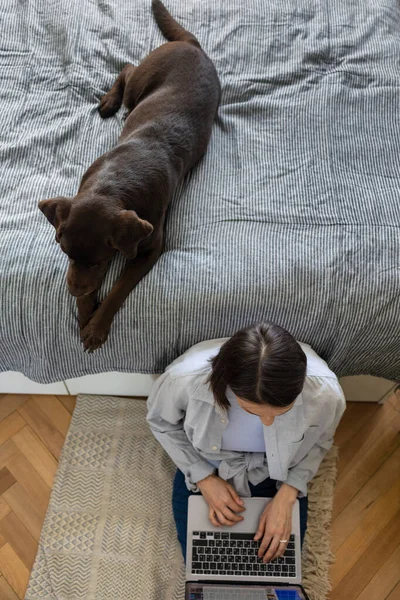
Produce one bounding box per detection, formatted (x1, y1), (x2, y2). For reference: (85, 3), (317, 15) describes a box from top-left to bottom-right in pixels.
(222, 388), (266, 453)
(208, 387), (267, 470)
(147, 338), (346, 497)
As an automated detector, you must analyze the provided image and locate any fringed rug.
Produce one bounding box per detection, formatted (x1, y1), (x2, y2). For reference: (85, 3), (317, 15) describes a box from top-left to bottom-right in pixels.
(26, 395), (338, 600)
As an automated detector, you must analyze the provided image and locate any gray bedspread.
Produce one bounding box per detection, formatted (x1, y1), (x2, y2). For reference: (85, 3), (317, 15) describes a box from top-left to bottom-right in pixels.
(0, 0), (399, 383)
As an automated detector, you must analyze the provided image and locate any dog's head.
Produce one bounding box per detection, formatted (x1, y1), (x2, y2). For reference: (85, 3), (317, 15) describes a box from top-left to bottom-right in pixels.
(38, 196), (153, 297)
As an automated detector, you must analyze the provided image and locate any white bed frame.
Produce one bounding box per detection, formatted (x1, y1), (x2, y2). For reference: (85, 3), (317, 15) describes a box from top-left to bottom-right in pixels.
(0, 371), (396, 402)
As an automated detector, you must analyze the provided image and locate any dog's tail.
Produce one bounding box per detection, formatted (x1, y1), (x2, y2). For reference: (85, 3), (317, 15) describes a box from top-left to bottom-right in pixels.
(152, 0), (200, 48)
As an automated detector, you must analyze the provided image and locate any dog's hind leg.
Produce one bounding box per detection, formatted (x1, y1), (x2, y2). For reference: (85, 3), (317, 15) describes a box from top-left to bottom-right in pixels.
(99, 64), (136, 119)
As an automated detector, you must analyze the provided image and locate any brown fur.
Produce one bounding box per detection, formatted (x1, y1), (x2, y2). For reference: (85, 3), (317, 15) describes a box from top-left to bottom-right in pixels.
(39, 0), (220, 352)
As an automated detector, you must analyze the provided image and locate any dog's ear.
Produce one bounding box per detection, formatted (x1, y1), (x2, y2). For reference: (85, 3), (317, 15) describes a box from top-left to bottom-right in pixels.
(38, 197), (72, 228)
(111, 210), (153, 259)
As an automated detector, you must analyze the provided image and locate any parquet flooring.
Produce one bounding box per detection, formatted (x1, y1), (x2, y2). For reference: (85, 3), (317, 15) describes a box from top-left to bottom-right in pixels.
(0, 394), (75, 598)
(0, 393), (398, 599)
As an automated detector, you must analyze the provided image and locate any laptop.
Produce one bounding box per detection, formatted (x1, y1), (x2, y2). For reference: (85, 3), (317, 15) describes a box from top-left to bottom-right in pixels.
(186, 496), (310, 600)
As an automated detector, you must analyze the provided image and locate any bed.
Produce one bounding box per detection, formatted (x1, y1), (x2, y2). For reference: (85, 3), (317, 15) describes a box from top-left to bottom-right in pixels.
(0, 0), (399, 388)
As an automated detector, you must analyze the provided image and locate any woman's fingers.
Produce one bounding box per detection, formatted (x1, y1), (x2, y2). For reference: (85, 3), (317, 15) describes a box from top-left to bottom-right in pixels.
(263, 534), (281, 563)
(227, 487), (245, 511)
(208, 503), (243, 527)
(273, 530), (290, 559)
(215, 510), (236, 526)
(208, 508), (220, 527)
(222, 505), (244, 523)
(258, 532), (272, 559)
(254, 514), (266, 543)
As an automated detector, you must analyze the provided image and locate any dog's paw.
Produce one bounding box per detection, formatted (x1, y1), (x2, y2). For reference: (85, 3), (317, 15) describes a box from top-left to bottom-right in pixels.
(81, 320), (110, 353)
(98, 93), (121, 119)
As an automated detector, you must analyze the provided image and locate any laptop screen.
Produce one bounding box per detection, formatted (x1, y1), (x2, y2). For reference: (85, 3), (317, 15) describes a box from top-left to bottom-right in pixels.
(186, 583), (308, 599)
(275, 589), (304, 600)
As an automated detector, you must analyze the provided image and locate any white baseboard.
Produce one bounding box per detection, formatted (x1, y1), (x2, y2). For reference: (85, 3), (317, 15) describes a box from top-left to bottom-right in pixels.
(0, 371), (396, 403)
(0, 371), (158, 397)
(65, 373), (159, 397)
(0, 371), (69, 394)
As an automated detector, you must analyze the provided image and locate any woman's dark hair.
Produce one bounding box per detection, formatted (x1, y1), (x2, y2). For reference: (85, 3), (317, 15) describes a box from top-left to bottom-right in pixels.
(208, 322), (307, 411)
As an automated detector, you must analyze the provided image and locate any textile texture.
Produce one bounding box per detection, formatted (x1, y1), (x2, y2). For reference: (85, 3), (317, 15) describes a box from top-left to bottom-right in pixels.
(1, 0), (399, 382)
(26, 395), (339, 600)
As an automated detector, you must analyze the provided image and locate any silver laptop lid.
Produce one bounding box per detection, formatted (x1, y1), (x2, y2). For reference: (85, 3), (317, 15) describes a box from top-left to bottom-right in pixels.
(186, 496), (302, 585)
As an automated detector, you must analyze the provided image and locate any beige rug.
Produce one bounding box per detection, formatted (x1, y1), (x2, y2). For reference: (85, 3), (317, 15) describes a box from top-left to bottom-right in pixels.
(26, 395), (338, 600)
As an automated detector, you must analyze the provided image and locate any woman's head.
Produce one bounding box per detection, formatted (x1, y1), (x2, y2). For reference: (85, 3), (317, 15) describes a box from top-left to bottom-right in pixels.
(208, 322), (307, 423)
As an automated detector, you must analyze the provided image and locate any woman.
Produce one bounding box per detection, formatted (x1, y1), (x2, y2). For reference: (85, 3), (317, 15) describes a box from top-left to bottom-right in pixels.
(147, 322), (345, 563)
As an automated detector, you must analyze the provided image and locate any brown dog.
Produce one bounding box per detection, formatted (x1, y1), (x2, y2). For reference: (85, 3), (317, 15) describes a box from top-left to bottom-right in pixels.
(38, 0), (220, 352)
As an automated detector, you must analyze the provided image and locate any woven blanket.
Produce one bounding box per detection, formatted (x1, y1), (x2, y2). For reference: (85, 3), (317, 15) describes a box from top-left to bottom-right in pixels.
(1, 0), (399, 382)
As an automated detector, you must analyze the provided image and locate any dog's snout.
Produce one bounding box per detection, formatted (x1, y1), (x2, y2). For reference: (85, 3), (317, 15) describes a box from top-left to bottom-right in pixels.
(66, 262), (106, 298)
(67, 285), (94, 298)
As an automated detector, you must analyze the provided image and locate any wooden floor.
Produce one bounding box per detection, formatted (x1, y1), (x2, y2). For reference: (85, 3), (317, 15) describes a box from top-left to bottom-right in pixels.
(0, 394), (399, 600)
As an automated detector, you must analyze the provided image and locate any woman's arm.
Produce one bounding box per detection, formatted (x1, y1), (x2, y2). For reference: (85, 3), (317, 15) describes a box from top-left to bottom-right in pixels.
(256, 382), (345, 562)
(255, 417), (341, 561)
(281, 381), (346, 496)
(147, 370), (246, 526)
(146, 373), (216, 490)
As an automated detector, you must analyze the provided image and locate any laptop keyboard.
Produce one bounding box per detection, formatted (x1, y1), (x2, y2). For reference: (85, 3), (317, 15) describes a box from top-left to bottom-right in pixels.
(191, 532), (296, 578)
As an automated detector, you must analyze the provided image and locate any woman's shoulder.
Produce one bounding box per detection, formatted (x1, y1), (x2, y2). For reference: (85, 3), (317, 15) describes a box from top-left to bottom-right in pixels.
(299, 342), (338, 380)
(165, 338), (229, 379)
(299, 343), (345, 408)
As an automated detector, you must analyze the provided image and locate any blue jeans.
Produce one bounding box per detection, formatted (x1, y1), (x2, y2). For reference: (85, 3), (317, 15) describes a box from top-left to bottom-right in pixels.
(172, 469), (308, 561)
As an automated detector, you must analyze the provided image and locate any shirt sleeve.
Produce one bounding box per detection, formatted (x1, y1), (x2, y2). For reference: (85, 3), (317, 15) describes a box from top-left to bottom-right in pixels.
(279, 379), (346, 497)
(146, 372), (216, 491)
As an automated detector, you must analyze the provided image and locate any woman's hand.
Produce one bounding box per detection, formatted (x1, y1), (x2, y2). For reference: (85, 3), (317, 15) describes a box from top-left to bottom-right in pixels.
(197, 474), (246, 527)
(254, 484), (298, 562)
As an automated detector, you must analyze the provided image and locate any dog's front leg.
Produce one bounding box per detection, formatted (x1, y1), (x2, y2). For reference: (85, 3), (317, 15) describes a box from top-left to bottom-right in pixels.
(81, 245), (162, 352)
(77, 291), (99, 331)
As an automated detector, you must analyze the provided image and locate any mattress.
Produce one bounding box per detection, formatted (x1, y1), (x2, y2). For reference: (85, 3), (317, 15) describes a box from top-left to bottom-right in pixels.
(0, 0), (399, 382)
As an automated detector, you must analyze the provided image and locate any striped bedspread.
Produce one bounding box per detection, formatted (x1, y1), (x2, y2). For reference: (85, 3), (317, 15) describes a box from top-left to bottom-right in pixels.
(0, 0), (399, 383)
